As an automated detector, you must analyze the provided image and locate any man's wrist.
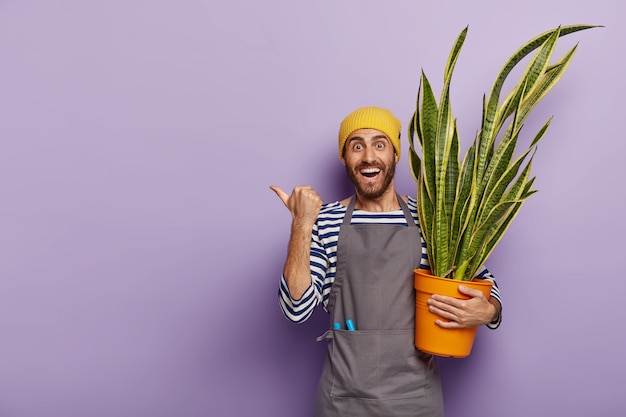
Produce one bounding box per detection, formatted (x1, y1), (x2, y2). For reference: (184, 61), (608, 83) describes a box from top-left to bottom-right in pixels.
(488, 298), (501, 323)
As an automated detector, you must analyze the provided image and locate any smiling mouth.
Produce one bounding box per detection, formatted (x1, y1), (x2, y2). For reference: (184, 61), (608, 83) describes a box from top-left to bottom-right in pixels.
(360, 167), (381, 178)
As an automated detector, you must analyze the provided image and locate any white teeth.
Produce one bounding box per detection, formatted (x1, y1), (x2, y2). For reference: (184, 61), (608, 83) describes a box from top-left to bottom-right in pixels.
(361, 168), (380, 174)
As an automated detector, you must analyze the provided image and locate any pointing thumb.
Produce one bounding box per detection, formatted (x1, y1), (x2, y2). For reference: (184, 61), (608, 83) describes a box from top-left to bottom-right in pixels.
(269, 185), (289, 207)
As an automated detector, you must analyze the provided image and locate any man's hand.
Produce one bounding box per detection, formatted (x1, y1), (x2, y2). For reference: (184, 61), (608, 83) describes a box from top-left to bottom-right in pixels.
(270, 185), (322, 225)
(270, 185), (323, 300)
(427, 285), (501, 329)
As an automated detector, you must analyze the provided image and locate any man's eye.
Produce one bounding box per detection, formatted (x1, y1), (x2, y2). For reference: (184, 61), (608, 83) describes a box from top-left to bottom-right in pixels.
(376, 142), (385, 149)
(353, 143), (363, 150)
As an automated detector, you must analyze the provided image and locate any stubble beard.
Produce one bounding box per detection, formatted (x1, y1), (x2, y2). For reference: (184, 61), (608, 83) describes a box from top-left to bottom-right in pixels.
(346, 161), (396, 199)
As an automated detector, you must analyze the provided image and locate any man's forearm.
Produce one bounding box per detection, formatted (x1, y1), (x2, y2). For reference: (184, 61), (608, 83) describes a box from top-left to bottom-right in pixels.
(283, 220), (314, 300)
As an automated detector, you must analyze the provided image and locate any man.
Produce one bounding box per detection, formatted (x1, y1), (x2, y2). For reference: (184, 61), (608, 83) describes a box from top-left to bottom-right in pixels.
(271, 106), (502, 417)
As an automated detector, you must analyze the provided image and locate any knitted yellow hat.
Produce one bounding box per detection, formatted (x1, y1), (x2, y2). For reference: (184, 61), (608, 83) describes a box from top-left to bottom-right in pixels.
(338, 106), (402, 160)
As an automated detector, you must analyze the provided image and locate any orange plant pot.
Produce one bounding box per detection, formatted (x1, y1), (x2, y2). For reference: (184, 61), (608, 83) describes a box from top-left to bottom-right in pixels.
(414, 269), (493, 358)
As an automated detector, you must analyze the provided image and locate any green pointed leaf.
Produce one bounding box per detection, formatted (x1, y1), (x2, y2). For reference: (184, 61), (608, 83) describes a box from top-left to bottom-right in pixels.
(444, 26), (468, 80)
(419, 73), (439, 202)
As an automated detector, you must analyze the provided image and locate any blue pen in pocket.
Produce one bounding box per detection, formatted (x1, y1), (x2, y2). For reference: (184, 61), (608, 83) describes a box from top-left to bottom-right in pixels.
(346, 319), (356, 331)
(333, 322), (341, 330)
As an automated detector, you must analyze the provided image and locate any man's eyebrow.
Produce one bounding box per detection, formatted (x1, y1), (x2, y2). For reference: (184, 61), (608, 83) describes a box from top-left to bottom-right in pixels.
(347, 134), (389, 142)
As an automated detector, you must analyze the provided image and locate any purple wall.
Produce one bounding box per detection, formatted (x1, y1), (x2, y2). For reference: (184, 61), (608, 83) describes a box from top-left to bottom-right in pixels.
(0, 1), (623, 416)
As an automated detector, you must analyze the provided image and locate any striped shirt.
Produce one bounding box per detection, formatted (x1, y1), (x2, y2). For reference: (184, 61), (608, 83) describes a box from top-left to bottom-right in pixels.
(278, 196), (502, 328)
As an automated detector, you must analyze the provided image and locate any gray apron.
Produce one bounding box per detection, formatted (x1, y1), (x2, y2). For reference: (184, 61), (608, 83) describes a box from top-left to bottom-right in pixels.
(313, 195), (444, 417)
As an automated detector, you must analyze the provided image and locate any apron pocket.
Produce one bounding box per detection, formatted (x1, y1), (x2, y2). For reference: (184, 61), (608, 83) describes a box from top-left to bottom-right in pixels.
(329, 329), (428, 400)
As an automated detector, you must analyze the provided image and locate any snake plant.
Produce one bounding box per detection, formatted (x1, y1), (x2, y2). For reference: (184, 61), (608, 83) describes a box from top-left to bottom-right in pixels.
(408, 24), (598, 280)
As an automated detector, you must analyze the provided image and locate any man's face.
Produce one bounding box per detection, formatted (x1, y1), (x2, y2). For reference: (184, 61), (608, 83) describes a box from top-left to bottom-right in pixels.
(343, 128), (397, 199)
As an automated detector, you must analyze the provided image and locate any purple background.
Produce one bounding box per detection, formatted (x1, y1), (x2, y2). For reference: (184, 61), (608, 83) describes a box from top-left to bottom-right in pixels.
(0, 1), (623, 416)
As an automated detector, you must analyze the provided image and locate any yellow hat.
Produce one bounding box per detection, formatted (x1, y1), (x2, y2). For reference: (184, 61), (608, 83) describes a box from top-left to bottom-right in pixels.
(338, 106), (402, 160)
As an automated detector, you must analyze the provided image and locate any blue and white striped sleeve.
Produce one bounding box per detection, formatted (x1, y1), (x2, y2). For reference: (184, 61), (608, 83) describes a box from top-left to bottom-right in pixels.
(278, 223), (327, 323)
(476, 266), (502, 329)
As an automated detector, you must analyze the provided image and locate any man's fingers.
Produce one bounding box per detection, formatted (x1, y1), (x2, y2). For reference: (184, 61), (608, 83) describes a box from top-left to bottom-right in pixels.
(457, 285), (484, 298)
(269, 185), (289, 206)
(435, 319), (462, 329)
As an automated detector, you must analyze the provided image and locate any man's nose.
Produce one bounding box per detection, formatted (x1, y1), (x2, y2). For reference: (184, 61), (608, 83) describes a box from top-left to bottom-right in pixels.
(362, 146), (376, 162)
